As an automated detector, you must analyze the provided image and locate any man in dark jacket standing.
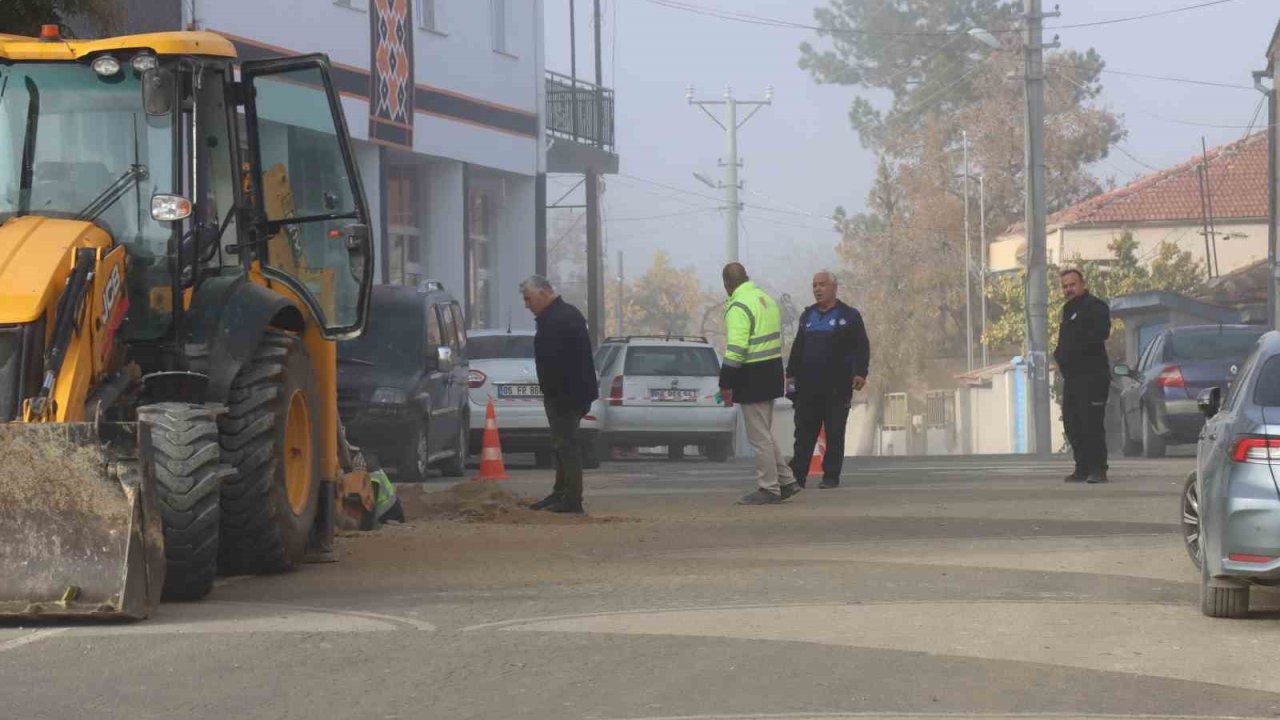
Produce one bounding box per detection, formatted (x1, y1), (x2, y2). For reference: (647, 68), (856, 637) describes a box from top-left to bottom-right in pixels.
(786, 271), (870, 489)
(1054, 268), (1112, 484)
(523, 275), (598, 513)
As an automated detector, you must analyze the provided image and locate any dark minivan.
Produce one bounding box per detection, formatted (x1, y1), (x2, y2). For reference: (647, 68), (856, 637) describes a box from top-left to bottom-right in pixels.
(1114, 324), (1266, 457)
(338, 282), (470, 481)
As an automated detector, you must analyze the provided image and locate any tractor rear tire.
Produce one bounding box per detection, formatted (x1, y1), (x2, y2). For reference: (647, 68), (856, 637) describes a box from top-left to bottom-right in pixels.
(218, 330), (321, 575)
(138, 403), (233, 601)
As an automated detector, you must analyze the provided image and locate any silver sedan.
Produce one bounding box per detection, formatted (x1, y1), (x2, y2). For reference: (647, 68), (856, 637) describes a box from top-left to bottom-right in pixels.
(1185, 330), (1280, 617)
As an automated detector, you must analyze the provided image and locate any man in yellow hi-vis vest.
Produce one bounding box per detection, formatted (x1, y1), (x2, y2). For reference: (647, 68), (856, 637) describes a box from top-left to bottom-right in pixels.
(719, 263), (801, 505)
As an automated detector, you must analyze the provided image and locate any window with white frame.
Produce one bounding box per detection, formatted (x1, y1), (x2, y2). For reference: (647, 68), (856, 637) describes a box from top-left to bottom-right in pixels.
(491, 0), (507, 53)
(418, 0), (439, 31)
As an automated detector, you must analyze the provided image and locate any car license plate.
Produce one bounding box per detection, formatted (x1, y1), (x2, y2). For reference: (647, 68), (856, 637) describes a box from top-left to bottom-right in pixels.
(650, 389), (698, 402)
(498, 383), (542, 398)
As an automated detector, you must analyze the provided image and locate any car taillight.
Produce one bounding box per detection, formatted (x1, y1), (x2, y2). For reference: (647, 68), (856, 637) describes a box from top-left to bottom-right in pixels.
(1231, 436), (1280, 463)
(1156, 366), (1185, 388)
(609, 375), (624, 407)
(468, 369), (487, 389)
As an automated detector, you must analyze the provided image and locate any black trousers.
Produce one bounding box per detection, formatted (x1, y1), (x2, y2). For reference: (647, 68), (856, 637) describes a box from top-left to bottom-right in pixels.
(544, 399), (584, 501)
(790, 390), (851, 484)
(1062, 373), (1109, 476)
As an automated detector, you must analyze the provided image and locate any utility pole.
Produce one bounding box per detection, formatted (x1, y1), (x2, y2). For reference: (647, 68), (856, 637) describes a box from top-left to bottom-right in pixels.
(1023, 0), (1058, 457)
(963, 131), (973, 372)
(1254, 68), (1276, 329)
(979, 174), (989, 369)
(687, 85), (773, 264)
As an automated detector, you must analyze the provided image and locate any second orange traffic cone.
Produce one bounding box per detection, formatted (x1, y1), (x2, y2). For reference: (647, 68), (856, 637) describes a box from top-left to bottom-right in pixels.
(473, 398), (509, 481)
(808, 426), (827, 476)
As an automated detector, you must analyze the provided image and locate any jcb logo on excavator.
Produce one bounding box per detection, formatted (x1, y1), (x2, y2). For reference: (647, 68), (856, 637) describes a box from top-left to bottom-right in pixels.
(100, 265), (123, 327)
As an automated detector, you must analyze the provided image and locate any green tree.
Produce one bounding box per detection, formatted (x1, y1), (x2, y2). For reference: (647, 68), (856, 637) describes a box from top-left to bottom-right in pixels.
(0, 0), (120, 37)
(804, 0), (1125, 377)
(623, 251), (715, 338)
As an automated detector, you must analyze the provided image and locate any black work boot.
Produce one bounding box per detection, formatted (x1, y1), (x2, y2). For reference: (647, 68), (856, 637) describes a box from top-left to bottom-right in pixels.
(1086, 471), (1110, 484)
(738, 489), (782, 505)
(530, 493), (561, 510)
(780, 482), (802, 500)
(548, 496), (585, 514)
(1064, 472), (1087, 483)
(819, 478), (840, 489)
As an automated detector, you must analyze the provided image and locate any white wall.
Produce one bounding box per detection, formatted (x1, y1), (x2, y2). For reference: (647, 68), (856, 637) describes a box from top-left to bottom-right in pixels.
(493, 175), (537, 330)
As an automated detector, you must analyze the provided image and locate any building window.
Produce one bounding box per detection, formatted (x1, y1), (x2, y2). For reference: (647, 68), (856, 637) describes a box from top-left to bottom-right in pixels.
(491, 0), (507, 53)
(388, 166), (423, 286)
(335, 0), (369, 10)
(467, 189), (495, 328)
(418, 0), (439, 31)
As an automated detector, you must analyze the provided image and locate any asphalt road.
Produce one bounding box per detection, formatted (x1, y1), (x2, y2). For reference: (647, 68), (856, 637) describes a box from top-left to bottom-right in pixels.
(5, 453), (1280, 720)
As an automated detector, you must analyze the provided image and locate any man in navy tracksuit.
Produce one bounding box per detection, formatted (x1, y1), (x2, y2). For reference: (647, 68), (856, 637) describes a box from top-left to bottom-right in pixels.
(786, 271), (870, 489)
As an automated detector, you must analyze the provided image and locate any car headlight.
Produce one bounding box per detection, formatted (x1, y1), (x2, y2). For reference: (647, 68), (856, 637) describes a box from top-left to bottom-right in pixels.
(371, 387), (408, 406)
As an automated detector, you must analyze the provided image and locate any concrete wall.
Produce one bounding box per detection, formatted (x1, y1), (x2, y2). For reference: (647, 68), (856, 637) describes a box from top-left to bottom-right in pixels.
(990, 220), (1268, 275)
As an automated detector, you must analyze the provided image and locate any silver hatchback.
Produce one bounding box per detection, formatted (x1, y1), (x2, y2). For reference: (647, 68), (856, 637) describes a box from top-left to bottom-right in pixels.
(1185, 330), (1280, 617)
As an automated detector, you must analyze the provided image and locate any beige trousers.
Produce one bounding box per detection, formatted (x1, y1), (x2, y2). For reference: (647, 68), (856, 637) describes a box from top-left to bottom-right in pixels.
(739, 401), (794, 493)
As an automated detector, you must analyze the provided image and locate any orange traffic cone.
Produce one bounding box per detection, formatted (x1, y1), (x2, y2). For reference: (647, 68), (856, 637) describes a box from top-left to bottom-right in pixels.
(808, 426), (827, 476)
(473, 398), (509, 481)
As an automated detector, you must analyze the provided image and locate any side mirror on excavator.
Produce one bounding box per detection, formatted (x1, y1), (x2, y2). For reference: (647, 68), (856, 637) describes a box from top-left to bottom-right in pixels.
(142, 67), (175, 117)
(343, 223), (371, 284)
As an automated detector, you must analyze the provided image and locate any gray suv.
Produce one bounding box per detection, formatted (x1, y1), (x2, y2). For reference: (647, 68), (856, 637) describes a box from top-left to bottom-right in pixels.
(1185, 330), (1280, 617)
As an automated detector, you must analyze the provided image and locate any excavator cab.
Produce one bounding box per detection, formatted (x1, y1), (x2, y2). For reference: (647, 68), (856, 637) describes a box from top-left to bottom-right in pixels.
(0, 31), (374, 619)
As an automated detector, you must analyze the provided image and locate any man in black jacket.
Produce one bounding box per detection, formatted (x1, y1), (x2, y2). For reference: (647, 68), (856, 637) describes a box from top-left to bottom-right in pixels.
(1054, 268), (1112, 484)
(786, 271), (870, 489)
(523, 275), (598, 513)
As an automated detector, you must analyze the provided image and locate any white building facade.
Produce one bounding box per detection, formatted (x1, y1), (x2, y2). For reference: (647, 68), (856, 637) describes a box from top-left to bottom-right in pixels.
(173, 0), (547, 329)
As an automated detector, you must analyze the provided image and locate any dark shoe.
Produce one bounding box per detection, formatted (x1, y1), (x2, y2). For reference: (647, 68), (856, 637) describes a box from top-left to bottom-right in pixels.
(1064, 473), (1087, 483)
(780, 482), (802, 500)
(795, 479), (807, 489)
(818, 479), (840, 489)
(547, 497), (585, 514)
(1086, 472), (1109, 484)
(530, 493), (561, 510)
(738, 489), (782, 505)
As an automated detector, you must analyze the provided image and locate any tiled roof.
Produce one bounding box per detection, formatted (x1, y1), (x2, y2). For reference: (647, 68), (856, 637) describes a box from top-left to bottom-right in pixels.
(1009, 132), (1268, 234)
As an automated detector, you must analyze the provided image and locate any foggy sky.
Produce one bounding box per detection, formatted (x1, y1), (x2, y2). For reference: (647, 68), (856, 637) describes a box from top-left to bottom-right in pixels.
(543, 0), (1278, 305)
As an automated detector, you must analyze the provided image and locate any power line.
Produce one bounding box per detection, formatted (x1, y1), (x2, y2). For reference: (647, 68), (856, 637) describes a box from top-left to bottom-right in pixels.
(1047, 62), (1256, 92)
(608, 207), (722, 222)
(630, 0), (1242, 38)
(1046, 0), (1244, 29)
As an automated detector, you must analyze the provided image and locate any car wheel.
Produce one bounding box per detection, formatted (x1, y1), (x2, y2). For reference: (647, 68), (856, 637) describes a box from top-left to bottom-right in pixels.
(399, 422), (430, 483)
(440, 415), (467, 478)
(1181, 472), (1202, 570)
(703, 437), (732, 463)
(668, 444), (686, 461)
(1201, 551), (1249, 618)
(1141, 407), (1166, 458)
(1121, 413), (1142, 457)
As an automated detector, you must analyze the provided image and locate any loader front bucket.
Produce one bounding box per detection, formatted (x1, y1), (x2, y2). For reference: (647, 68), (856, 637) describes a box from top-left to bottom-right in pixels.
(0, 421), (165, 621)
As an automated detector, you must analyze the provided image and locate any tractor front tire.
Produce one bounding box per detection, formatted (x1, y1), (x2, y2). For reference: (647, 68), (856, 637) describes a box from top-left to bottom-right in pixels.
(138, 403), (233, 601)
(218, 330), (321, 575)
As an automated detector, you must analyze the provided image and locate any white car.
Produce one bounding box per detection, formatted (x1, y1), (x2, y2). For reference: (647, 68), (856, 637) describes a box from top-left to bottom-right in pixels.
(466, 329), (604, 468)
(594, 335), (737, 461)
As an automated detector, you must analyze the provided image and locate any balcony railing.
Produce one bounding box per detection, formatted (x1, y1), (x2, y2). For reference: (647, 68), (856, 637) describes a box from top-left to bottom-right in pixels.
(546, 70), (615, 152)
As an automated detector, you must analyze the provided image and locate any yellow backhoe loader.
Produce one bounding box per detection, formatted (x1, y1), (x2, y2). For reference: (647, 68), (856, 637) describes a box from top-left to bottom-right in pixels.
(0, 28), (378, 619)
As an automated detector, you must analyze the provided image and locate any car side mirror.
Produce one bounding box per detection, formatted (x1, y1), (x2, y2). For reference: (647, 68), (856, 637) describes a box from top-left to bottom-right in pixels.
(1113, 363), (1131, 378)
(342, 223), (371, 284)
(1197, 387), (1221, 418)
(435, 345), (453, 373)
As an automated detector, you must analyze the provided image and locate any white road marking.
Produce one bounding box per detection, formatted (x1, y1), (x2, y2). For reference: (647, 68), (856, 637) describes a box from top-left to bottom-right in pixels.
(604, 714), (1268, 720)
(0, 628), (68, 654)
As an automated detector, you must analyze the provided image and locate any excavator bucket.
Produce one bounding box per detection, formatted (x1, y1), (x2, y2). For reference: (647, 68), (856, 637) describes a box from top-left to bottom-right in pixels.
(0, 422), (165, 620)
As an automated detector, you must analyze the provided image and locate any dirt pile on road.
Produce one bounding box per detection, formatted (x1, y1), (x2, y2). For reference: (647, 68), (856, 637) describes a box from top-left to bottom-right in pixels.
(399, 482), (613, 525)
